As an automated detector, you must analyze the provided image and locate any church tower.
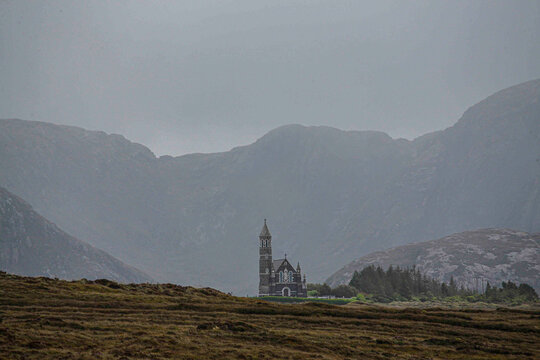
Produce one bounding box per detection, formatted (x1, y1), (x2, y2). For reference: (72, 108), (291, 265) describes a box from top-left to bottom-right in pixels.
(258, 219), (272, 296)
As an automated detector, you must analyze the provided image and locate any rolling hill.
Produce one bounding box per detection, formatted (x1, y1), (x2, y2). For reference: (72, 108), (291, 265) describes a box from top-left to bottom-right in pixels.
(326, 228), (540, 291)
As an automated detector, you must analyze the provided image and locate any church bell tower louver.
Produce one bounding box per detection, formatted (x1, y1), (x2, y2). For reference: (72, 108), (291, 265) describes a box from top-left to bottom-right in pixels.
(258, 219), (272, 296)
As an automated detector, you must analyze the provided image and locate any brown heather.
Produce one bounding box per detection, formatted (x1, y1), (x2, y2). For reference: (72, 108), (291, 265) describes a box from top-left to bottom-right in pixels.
(0, 272), (539, 359)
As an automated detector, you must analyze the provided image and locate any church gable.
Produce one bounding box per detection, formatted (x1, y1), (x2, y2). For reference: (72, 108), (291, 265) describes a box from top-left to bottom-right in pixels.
(274, 259), (295, 273)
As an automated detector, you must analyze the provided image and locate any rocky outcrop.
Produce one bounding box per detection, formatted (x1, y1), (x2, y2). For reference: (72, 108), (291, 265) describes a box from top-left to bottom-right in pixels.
(326, 229), (540, 291)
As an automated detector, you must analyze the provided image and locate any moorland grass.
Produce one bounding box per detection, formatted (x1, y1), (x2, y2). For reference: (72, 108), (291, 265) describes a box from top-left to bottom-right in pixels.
(0, 272), (539, 359)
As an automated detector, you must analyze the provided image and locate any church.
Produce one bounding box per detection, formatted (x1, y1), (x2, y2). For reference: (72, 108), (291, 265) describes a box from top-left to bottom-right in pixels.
(258, 219), (307, 297)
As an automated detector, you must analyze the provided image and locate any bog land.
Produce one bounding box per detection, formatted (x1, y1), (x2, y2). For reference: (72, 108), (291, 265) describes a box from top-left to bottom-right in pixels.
(0, 272), (539, 359)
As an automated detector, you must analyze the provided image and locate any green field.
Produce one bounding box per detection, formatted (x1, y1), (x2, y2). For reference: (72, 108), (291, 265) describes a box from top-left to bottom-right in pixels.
(258, 296), (355, 305)
(1, 272), (539, 359)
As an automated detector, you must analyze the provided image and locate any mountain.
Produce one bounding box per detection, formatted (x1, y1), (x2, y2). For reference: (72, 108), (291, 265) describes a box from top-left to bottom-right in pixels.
(326, 228), (540, 291)
(0, 79), (539, 294)
(0, 187), (151, 283)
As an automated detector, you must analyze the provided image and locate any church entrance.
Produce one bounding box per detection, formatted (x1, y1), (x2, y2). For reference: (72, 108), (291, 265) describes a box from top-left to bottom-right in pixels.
(282, 287), (290, 297)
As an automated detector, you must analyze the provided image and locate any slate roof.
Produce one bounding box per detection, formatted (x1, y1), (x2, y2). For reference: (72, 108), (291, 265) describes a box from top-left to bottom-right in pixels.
(273, 259), (285, 270)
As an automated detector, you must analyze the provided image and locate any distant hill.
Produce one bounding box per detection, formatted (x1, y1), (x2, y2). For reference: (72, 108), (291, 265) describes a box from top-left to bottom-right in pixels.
(0, 187), (151, 283)
(0, 79), (539, 294)
(326, 229), (540, 292)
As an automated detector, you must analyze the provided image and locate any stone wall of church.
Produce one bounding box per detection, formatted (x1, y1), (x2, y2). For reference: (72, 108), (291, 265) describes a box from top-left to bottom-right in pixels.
(271, 281), (306, 297)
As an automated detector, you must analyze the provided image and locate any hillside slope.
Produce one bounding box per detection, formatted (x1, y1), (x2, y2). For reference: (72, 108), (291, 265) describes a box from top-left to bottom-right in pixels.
(0, 79), (539, 293)
(0, 187), (151, 283)
(326, 229), (540, 291)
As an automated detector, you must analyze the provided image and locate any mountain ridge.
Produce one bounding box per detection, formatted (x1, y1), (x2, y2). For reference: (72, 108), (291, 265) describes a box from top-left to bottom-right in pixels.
(0, 79), (539, 294)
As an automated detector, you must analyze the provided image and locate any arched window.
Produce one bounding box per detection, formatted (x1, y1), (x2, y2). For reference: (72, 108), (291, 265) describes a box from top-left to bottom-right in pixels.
(279, 271), (283, 283)
(288, 271), (294, 282)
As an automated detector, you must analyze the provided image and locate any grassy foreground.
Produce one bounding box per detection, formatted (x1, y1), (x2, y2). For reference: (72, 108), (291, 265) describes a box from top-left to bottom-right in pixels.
(0, 272), (539, 359)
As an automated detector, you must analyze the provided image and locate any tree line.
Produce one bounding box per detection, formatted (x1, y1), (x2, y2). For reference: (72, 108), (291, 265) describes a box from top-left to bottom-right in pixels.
(308, 265), (538, 304)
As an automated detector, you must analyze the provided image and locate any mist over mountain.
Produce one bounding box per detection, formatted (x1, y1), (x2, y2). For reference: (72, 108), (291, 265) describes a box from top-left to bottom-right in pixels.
(326, 228), (540, 292)
(0, 79), (539, 294)
(0, 187), (151, 283)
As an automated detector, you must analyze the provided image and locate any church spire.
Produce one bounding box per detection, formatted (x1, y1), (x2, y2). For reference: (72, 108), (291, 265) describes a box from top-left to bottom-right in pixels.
(259, 218), (271, 237)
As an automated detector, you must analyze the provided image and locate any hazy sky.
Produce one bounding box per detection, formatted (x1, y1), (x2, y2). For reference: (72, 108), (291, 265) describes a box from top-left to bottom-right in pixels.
(2, 1), (539, 155)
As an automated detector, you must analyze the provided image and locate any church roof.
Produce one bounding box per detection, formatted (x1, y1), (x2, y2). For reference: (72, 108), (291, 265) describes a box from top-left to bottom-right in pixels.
(259, 219), (271, 237)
